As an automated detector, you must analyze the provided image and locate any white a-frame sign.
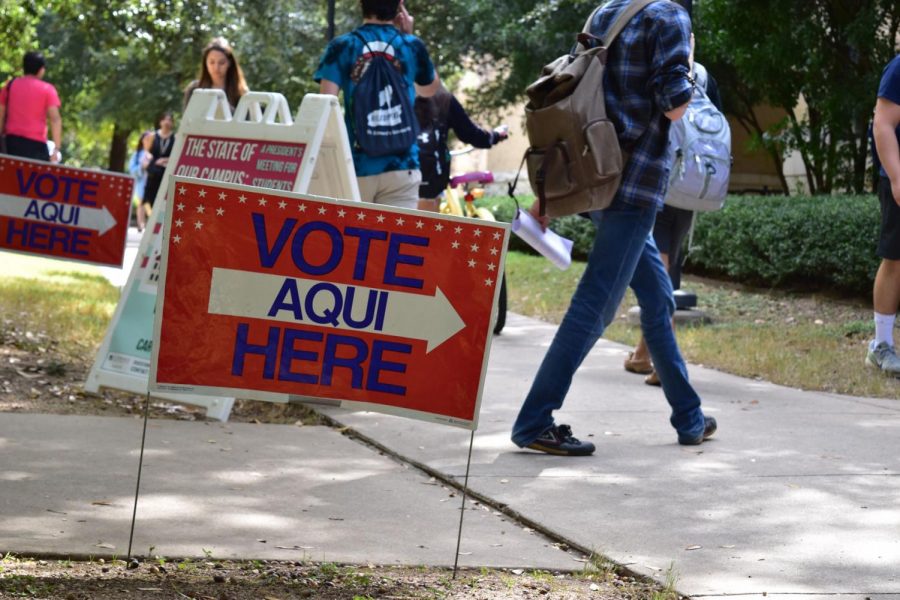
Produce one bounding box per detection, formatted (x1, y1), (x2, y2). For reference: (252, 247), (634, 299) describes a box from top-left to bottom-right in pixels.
(85, 90), (358, 420)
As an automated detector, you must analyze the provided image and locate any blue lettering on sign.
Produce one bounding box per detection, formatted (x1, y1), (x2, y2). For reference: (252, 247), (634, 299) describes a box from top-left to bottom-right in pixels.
(267, 278), (303, 319)
(344, 227), (388, 280)
(252, 213), (296, 268)
(5, 219), (91, 256)
(23, 199), (80, 225)
(291, 222), (343, 276)
(305, 282), (342, 326)
(15, 169), (99, 205)
(230, 322), (410, 395)
(279, 328), (321, 384)
(250, 213), (428, 289)
(384, 234), (428, 289)
(267, 278), (388, 330)
(321, 334), (368, 388)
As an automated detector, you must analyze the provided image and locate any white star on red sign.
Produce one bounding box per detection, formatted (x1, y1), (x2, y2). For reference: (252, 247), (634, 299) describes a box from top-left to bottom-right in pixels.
(415, 220), (424, 229)
(468, 259), (477, 268)
(176, 202), (185, 211)
(238, 195), (247, 204)
(258, 198), (267, 206)
(492, 231), (502, 240)
(454, 226), (462, 234)
(376, 214), (385, 223)
(484, 277), (494, 286)
(218, 192), (227, 201)
(178, 186), (186, 195)
(299, 204), (307, 212)
(435, 223), (444, 232)
(473, 228), (482, 237)
(470, 243), (480, 252)
(318, 206), (327, 215)
(452, 240), (460, 249)
(337, 208), (346, 218)
(194, 221), (203, 230)
(173, 235), (182, 243)
(198, 189), (207, 198)
(490, 247), (499, 255)
(216, 207), (224, 216)
(175, 219), (184, 228)
(396, 217), (405, 226)
(278, 200), (287, 209)
(196, 204), (205, 214)
(357, 212), (366, 221)
(487, 263), (497, 272)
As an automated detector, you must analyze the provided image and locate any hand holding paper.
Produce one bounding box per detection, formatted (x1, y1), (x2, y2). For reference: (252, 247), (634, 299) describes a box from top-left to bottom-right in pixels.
(511, 208), (574, 270)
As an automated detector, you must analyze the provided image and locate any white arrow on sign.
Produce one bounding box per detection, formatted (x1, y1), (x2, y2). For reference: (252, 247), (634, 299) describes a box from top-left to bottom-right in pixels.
(207, 267), (466, 353)
(0, 193), (118, 235)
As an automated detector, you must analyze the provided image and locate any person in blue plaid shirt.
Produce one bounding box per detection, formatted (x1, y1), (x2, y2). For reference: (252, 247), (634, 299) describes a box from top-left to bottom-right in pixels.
(512, 0), (717, 456)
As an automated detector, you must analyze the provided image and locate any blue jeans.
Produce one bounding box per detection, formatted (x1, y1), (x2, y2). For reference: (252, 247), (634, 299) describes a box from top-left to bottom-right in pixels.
(511, 198), (707, 446)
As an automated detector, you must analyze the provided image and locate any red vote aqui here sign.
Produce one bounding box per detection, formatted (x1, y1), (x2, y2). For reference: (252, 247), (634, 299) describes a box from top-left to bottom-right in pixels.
(151, 177), (509, 429)
(0, 155), (133, 267)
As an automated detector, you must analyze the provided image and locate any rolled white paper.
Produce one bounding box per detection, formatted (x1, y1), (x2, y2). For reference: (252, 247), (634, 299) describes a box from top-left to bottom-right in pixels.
(511, 208), (574, 270)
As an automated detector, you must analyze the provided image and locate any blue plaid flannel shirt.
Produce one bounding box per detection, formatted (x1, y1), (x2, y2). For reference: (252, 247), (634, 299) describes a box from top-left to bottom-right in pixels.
(590, 0), (694, 209)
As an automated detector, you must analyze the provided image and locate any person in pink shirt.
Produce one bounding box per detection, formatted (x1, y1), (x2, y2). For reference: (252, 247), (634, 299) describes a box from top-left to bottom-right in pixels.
(0, 51), (62, 162)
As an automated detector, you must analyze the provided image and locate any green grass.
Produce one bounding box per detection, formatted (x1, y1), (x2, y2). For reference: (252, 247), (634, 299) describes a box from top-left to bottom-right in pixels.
(1, 249), (897, 401)
(505, 250), (900, 400)
(0, 254), (119, 358)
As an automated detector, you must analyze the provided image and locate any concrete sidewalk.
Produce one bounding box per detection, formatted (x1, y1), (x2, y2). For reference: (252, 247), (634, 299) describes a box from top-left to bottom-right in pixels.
(0, 413), (580, 570)
(319, 313), (900, 599)
(1, 311), (899, 598)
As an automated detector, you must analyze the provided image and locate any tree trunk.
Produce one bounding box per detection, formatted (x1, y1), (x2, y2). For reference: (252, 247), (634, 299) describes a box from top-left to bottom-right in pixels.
(108, 123), (131, 173)
(853, 123), (869, 194)
(788, 109), (818, 195)
(732, 89), (790, 194)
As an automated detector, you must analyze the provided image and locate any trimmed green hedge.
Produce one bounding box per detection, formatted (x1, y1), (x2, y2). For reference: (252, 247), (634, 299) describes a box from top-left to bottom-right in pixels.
(687, 195), (880, 293)
(479, 193), (881, 294)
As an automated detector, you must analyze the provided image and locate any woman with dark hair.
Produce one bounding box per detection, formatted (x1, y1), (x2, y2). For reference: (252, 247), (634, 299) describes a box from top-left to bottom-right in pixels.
(141, 112), (175, 220)
(128, 130), (154, 230)
(183, 37), (249, 111)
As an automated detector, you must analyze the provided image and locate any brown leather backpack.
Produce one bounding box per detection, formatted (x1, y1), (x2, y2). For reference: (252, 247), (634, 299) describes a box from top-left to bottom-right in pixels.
(521, 0), (654, 217)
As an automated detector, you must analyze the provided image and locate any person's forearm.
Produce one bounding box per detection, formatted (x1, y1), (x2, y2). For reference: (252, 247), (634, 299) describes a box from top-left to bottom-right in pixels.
(319, 80), (339, 96)
(664, 101), (689, 121)
(874, 120), (900, 184)
(448, 97), (494, 148)
(50, 115), (62, 149)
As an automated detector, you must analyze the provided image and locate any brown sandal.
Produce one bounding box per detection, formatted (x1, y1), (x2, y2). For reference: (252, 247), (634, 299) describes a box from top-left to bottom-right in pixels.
(644, 370), (661, 386)
(624, 352), (653, 375)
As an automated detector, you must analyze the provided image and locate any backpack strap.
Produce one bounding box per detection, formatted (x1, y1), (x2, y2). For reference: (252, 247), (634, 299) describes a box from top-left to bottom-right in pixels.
(351, 30), (376, 56)
(353, 29), (404, 56)
(576, 0), (656, 52)
(602, 0), (657, 48)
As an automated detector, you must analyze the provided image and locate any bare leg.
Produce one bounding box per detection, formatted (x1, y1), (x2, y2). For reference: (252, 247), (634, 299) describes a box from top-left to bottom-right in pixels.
(417, 197), (441, 212)
(873, 258), (900, 316)
(136, 202), (148, 231)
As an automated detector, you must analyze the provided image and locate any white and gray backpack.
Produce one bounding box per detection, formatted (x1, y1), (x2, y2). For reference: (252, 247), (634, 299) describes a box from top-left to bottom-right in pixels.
(665, 62), (731, 211)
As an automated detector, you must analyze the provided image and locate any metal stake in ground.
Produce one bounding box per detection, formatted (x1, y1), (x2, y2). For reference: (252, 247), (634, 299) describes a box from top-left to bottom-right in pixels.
(127, 391), (152, 559)
(452, 429), (476, 579)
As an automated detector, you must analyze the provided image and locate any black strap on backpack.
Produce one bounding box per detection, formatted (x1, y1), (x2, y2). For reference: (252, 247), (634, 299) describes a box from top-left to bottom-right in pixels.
(350, 29), (419, 156)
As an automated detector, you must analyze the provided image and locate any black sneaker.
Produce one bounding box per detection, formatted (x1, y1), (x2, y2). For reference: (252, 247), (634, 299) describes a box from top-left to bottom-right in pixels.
(526, 424), (595, 456)
(678, 416), (717, 446)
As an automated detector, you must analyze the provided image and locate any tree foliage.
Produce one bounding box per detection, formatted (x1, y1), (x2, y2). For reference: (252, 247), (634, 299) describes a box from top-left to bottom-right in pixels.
(0, 0), (477, 170)
(3, 0), (897, 192)
(694, 0), (899, 194)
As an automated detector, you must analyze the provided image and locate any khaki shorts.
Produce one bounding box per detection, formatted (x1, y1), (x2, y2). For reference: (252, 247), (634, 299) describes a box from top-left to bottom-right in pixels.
(357, 170), (422, 210)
